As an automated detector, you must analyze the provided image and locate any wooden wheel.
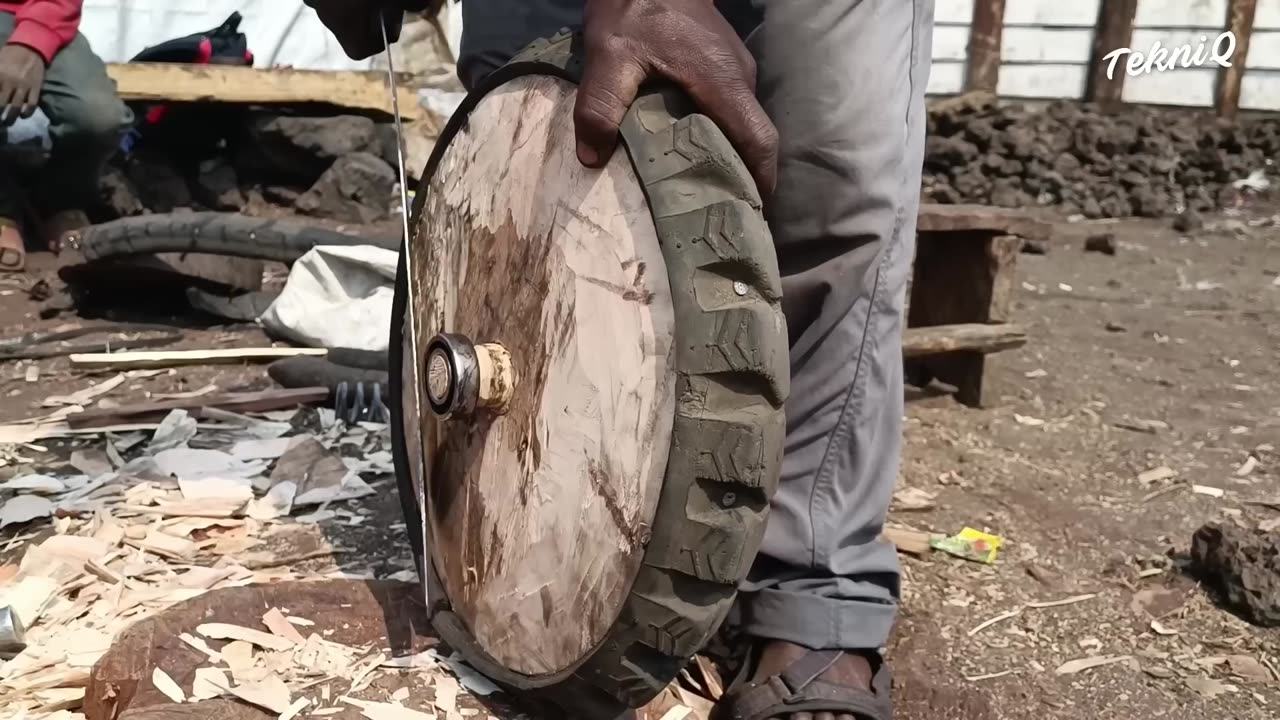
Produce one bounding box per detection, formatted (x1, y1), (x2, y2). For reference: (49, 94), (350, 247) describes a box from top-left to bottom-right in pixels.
(388, 31), (788, 716)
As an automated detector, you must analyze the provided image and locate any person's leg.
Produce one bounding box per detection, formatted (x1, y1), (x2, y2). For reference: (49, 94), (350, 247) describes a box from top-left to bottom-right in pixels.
(0, 12), (29, 270)
(35, 32), (134, 245)
(722, 0), (933, 714)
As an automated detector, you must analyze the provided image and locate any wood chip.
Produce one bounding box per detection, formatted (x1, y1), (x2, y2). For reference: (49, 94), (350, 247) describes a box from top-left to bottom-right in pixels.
(43, 374), (125, 407)
(341, 697), (437, 720)
(657, 708), (693, 720)
(125, 530), (198, 561)
(433, 675), (459, 715)
(179, 632), (224, 662)
(1138, 466), (1176, 484)
(151, 667), (186, 703)
(278, 697), (312, 720)
(263, 607), (308, 644)
(1055, 655), (1133, 675)
(225, 676), (293, 714)
(892, 487), (937, 511)
(198, 622), (296, 651)
(694, 655), (724, 700)
(1150, 619), (1180, 636)
(1192, 484), (1225, 498)
(1237, 456), (1259, 477)
(191, 668), (231, 700)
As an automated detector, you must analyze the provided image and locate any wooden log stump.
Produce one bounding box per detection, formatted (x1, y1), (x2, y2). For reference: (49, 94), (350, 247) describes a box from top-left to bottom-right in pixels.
(85, 581), (433, 720)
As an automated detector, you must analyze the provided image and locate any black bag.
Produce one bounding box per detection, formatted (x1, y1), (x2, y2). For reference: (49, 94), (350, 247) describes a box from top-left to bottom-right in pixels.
(120, 12), (254, 156)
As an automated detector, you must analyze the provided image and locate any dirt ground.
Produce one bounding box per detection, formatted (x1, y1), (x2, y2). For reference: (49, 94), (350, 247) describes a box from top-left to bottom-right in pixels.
(1, 205), (1277, 719)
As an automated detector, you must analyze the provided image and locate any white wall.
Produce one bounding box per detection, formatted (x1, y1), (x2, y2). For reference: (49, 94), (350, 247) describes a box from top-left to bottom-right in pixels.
(79, 0), (379, 71)
(927, 0), (1280, 111)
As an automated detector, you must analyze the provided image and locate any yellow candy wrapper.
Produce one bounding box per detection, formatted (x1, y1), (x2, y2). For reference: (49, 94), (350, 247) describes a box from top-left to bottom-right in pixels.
(930, 527), (1003, 564)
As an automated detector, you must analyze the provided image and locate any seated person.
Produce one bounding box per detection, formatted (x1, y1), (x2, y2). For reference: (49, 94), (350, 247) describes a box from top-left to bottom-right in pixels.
(0, 0), (133, 272)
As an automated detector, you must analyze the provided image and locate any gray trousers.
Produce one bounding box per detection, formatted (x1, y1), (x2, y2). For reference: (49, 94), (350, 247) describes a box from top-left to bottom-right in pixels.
(459, 0), (933, 651)
(0, 15), (133, 219)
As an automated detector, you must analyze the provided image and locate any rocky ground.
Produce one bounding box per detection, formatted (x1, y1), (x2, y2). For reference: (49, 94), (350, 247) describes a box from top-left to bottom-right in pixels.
(1, 201), (1276, 720)
(1, 91), (1279, 719)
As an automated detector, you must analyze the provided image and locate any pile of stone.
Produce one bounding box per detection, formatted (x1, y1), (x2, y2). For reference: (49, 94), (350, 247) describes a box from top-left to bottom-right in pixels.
(923, 93), (1280, 219)
(100, 114), (405, 225)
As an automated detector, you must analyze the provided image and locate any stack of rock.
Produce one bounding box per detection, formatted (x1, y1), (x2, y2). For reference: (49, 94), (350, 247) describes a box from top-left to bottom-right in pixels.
(922, 93), (1280, 219)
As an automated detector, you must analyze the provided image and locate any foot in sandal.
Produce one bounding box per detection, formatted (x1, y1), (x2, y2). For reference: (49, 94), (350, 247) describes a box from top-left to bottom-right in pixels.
(0, 220), (26, 272)
(713, 641), (890, 720)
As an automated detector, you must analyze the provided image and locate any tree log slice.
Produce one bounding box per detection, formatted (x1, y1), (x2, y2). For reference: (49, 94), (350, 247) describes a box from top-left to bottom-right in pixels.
(388, 31), (789, 715)
(412, 72), (678, 677)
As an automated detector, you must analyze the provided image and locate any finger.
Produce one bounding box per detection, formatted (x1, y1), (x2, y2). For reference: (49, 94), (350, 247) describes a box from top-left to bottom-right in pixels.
(678, 60), (778, 196)
(574, 39), (647, 168)
(19, 85), (38, 119)
(0, 85), (18, 126)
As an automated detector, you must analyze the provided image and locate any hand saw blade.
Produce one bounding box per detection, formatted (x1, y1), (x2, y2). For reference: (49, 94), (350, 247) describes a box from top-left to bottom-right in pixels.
(380, 14), (430, 598)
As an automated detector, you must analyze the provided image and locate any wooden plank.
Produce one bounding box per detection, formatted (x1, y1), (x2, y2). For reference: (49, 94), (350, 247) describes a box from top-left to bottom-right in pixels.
(105, 63), (424, 122)
(902, 323), (1027, 358)
(965, 0), (1006, 92)
(66, 388), (330, 429)
(1216, 0), (1259, 118)
(1085, 0), (1139, 105)
(70, 347), (327, 371)
(917, 203), (1052, 241)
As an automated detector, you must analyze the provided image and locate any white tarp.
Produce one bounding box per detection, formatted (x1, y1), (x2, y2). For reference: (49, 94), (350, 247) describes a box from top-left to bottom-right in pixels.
(259, 245), (399, 353)
(79, 0), (462, 71)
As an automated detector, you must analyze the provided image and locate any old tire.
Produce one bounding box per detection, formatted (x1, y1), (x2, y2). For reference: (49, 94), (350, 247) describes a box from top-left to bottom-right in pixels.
(389, 31), (788, 716)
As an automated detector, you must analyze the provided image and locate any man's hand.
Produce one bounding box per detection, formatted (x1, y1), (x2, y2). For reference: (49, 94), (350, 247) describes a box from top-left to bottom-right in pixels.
(305, 0), (430, 60)
(0, 44), (45, 127)
(577, 0), (777, 196)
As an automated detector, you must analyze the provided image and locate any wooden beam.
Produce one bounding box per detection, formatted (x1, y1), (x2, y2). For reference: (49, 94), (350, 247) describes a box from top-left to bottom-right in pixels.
(106, 63), (424, 122)
(1216, 0), (1258, 118)
(1085, 0), (1139, 105)
(902, 323), (1027, 358)
(70, 347), (328, 371)
(965, 0), (1007, 93)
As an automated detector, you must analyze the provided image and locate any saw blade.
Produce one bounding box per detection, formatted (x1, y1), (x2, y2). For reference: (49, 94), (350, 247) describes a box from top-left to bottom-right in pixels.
(381, 14), (429, 598)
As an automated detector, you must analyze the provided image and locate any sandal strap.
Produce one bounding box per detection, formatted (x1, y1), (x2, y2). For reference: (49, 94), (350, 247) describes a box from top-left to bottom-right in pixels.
(713, 650), (892, 720)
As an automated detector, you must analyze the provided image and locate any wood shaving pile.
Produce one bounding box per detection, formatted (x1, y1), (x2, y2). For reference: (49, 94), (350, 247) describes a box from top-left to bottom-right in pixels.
(0, 408), (449, 720)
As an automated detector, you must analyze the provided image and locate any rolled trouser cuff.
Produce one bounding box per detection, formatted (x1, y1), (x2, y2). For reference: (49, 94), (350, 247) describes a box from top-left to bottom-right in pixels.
(735, 587), (898, 650)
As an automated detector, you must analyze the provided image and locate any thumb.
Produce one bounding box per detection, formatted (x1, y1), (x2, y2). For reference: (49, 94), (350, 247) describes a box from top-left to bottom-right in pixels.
(574, 49), (646, 168)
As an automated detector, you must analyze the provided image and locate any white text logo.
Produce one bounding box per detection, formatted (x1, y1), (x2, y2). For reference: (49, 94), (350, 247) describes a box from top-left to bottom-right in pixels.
(1104, 32), (1237, 79)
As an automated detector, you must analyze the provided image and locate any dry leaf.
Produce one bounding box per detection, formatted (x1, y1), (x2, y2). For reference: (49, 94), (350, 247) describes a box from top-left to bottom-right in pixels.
(1185, 676), (1228, 698)
(1227, 655), (1271, 682)
(892, 487), (937, 511)
(151, 668), (186, 703)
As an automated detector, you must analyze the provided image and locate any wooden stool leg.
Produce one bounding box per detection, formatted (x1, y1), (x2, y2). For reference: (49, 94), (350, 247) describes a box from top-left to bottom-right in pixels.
(905, 232), (1019, 408)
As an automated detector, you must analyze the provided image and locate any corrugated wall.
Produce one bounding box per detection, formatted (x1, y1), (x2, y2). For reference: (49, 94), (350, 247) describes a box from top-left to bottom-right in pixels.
(929, 0), (1280, 112)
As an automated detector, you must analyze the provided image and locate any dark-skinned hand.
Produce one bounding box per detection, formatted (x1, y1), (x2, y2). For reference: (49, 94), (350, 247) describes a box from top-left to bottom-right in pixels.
(304, 0), (431, 60)
(0, 44), (45, 126)
(576, 0), (778, 196)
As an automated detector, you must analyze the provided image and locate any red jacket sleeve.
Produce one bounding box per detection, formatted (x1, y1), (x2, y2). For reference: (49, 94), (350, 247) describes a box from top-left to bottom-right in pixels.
(7, 0), (83, 64)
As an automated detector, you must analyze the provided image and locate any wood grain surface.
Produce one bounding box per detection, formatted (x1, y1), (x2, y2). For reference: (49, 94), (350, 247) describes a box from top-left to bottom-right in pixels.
(406, 76), (676, 675)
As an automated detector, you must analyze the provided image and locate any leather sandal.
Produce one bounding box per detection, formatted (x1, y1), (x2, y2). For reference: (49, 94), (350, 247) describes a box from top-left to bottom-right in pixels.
(712, 649), (892, 720)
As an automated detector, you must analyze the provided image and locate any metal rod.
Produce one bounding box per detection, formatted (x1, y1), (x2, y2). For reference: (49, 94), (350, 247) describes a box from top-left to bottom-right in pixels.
(381, 14), (430, 598)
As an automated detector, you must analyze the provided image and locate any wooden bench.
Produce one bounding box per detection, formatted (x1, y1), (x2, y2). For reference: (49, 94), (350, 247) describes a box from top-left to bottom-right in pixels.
(902, 204), (1051, 407)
